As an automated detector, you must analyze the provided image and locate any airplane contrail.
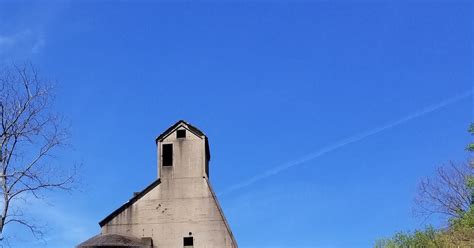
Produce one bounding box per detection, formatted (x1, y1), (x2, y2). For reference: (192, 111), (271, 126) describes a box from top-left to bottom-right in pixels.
(219, 90), (473, 196)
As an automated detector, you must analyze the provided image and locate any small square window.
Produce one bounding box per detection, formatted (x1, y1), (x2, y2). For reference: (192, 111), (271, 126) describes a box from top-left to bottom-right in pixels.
(177, 129), (186, 138)
(183, 237), (193, 246)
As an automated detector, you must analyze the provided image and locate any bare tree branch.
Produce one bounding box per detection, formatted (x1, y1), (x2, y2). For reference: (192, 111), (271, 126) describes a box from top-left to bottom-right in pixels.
(414, 161), (473, 223)
(0, 63), (76, 242)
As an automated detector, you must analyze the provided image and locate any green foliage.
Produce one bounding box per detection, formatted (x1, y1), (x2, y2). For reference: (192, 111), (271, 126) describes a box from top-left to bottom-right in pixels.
(375, 222), (474, 247)
(467, 143), (474, 152)
(441, 208), (474, 246)
(451, 207), (474, 230)
(468, 144), (474, 152)
(375, 124), (474, 247)
(468, 123), (474, 152)
(375, 226), (446, 248)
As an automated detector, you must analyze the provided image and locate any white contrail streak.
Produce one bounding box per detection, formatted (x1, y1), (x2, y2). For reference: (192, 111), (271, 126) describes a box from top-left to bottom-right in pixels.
(219, 90), (473, 196)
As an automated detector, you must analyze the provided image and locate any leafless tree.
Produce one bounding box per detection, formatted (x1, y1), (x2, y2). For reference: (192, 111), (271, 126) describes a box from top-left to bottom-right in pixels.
(0, 63), (76, 241)
(415, 160), (473, 222)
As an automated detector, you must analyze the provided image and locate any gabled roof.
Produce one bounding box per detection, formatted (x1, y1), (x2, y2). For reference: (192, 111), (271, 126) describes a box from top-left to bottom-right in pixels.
(155, 120), (211, 161)
(99, 121), (211, 227)
(99, 179), (161, 227)
(155, 120), (206, 143)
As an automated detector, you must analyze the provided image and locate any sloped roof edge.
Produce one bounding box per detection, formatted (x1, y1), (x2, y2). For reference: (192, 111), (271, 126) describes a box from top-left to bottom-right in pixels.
(99, 179), (161, 227)
(205, 178), (238, 247)
(155, 120), (206, 143)
(155, 120), (211, 161)
(77, 233), (152, 247)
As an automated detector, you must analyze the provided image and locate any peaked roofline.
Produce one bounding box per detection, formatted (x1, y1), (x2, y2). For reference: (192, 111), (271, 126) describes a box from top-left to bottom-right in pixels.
(100, 121), (212, 227)
(155, 120), (211, 161)
(155, 120), (206, 143)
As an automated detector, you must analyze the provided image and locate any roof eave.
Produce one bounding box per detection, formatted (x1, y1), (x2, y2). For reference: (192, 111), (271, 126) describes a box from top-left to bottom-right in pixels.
(98, 179), (161, 227)
(155, 120), (206, 143)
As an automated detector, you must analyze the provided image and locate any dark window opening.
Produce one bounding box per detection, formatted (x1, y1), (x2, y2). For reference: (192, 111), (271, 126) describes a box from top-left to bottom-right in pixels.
(162, 144), (173, 166)
(177, 129), (186, 138)
(183, 237), (193, 246)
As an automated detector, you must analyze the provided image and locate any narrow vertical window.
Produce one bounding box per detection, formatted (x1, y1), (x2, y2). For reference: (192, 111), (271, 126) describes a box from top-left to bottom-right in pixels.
(183, 237), (193, 247)
(177, 129), (186, 138)
(162, 144), (173, 166)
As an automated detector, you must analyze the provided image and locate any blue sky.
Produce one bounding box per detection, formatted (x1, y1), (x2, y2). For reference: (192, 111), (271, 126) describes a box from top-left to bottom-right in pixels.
(0, 0), (472, 247)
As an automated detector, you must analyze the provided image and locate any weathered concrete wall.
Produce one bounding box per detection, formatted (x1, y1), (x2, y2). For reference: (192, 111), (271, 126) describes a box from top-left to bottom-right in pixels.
(101, 178), (236, 247)
(101, 123), (237, 248)
(158, 126), (207, 180)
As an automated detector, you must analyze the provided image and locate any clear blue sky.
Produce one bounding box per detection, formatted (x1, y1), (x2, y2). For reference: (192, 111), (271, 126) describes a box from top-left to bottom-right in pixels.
(0, 1), (472, 247)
